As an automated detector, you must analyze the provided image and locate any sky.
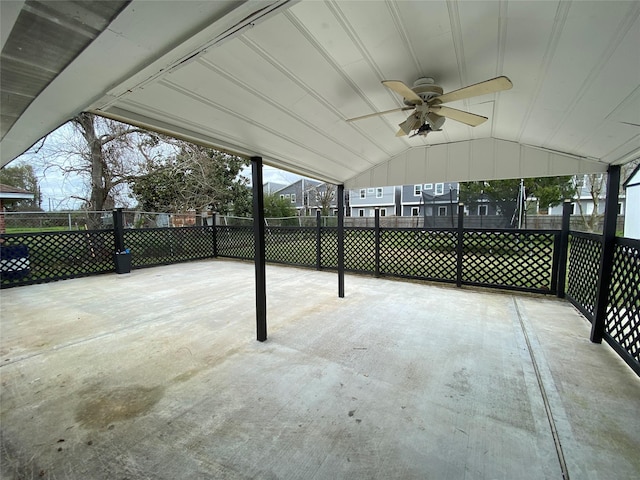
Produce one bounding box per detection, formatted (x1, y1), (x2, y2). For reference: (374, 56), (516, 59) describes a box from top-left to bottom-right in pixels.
(11, 122), (304, 211)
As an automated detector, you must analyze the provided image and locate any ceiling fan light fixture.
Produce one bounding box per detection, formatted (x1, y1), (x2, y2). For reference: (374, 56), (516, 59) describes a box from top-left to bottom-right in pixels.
(426, 112), (446, 130)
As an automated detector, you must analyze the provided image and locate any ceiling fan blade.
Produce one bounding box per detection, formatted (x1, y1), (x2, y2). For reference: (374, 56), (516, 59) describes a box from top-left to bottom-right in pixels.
(346, 106), (414, 122)
(429, 105), (488, 127)
(430, 76), (512, 104)
(382, 80), (423, 105)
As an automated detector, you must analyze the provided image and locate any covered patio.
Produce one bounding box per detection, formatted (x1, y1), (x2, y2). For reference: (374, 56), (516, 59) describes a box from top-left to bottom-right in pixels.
(1, 260), (638, 479)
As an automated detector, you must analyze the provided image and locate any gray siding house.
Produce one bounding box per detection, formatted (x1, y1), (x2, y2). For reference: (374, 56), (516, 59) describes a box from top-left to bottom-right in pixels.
(275, 179), (340, 215)
(400, 182), (459, 217)
(348, 186), (398, 217)
(275, 179), (320, 215)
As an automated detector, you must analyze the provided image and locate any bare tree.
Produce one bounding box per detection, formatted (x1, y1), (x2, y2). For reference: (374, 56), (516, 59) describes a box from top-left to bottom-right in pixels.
(308, 183), (336, 216)
(30, 113), (162, 225)
(575, 173), (605, 232)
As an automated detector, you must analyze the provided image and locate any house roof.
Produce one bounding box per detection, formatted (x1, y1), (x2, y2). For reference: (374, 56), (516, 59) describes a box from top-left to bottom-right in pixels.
(0, 183), (34, 200)
(1, 0), (639, 188)
(624, 162), (640, 188)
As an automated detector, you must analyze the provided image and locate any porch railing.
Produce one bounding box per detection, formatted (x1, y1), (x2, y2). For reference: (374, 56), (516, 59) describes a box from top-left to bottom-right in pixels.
(1, 208), (638, 375)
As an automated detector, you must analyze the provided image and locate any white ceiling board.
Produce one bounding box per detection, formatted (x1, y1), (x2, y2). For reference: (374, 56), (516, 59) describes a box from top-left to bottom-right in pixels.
(344, 139), (609, 189)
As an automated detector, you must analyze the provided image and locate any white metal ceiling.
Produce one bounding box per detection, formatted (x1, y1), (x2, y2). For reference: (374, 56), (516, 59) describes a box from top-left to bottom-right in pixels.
(1, 0), (639, 187)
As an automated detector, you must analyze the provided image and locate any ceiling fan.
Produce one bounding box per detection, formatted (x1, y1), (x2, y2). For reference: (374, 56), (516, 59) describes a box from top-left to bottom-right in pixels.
(347, 76), (513, 137)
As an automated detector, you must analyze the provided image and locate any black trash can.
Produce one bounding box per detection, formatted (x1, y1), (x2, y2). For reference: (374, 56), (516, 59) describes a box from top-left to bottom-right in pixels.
(0, 244), (31, 280)
(114, 251), (131, 274)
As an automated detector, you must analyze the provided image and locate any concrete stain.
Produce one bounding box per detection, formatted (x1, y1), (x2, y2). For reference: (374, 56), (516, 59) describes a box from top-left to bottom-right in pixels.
(75, 385), (165, 428)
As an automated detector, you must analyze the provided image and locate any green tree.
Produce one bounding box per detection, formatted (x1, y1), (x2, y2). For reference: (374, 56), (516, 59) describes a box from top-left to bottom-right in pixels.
(263, 193), (296, 217)
(0, 163), (42, 211)
(130, 143), (250, 214)
(534, 176), (575, 212)
(460, 176), (576, 218)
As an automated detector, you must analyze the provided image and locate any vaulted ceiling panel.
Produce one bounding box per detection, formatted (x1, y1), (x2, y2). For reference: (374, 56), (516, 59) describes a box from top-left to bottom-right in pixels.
(2, 0), (637, 188)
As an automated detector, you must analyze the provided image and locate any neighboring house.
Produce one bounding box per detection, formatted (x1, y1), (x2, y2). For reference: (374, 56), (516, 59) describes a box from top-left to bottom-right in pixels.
(275, 179), (321, 215)
(400, 182), (459, 217)
(305, 182), (338, 216)
(0, 183), (35, 234)
(623, 164), (640, 239)
(263, 181), (287, 195)
(348, 186), (398, 218)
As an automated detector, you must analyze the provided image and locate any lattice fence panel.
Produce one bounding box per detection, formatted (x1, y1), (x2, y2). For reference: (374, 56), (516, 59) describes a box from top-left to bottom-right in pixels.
(318, 228), (375, 272)
(344, 228), (375, 272)
(265, 227), (316, 267)
(606, 239), (640, 368)
(216, 226), (254, 260)
(462, 230), (556, 292)
(1, 230), (115, 288)
(320, 228), (338, 269)
(380, 229), (457, 281)
(124, 226), (215, 267)
(566, 233), (602, 319)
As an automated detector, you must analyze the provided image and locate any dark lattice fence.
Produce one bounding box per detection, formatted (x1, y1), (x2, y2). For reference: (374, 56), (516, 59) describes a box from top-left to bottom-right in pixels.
(605, 238), (640, 369)
(344, 228), (376, 272)
(381, 229), (457, 282)
(462, 230), (557, 292)
(265, 227), (316, 267)
(1, 230), (115, 287)
(215, 226), (254, 259)
(566, 232), (602, 320)
(124, 226), (215, 268)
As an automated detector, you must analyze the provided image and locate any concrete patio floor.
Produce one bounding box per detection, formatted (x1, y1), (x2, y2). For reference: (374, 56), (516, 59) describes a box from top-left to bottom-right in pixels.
(1, 259), (638, 480)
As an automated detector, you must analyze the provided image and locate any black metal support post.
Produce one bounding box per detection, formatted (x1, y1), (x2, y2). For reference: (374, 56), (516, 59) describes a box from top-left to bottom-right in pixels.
(112, 208), (131, 274)
(374, 208), (381, 277)
(337, 184), (345, 298)
(211, 212), (218, 258)
(456, 203), (464, 288)
(556, 200), (572, 298)
(316, 210), (322, 270)
(251, 157), (267, 342)
(113, 208), (125, 253)
(591, 165), (621, 343)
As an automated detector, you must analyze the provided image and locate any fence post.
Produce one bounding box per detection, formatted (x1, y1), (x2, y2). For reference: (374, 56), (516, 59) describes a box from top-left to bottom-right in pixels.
(112, 208), (125, 253)
(556, 200), (572, 298)
(374, 208), (380, 277)
(211, 212), (218, 258)
(591, 165), (621, 343)
(316, 210), (321, 270)
(456, 203), (464, 288)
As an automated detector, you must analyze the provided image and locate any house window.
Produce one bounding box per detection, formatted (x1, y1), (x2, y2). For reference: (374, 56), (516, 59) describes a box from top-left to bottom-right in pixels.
(285, 194), (290, 199)
(380, 208), (386, 217)
(411, 207), (420, 216)
(368, 188), (375, 194)
(414, 184), (422, 196)
(438, 206), (447, 216)
(369, 210), (375, 217)
(618, 203), (622, 214)
(291, 193), (296, 203)
(425, 183), (432, 190)
(376, 187), (383, 198)
(358, 209), (365, 217)
(435, 183), (444, 195)
(280, 194), (285, 199)
(478, 205), (488, 216)
(360, 189), (366, 199)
